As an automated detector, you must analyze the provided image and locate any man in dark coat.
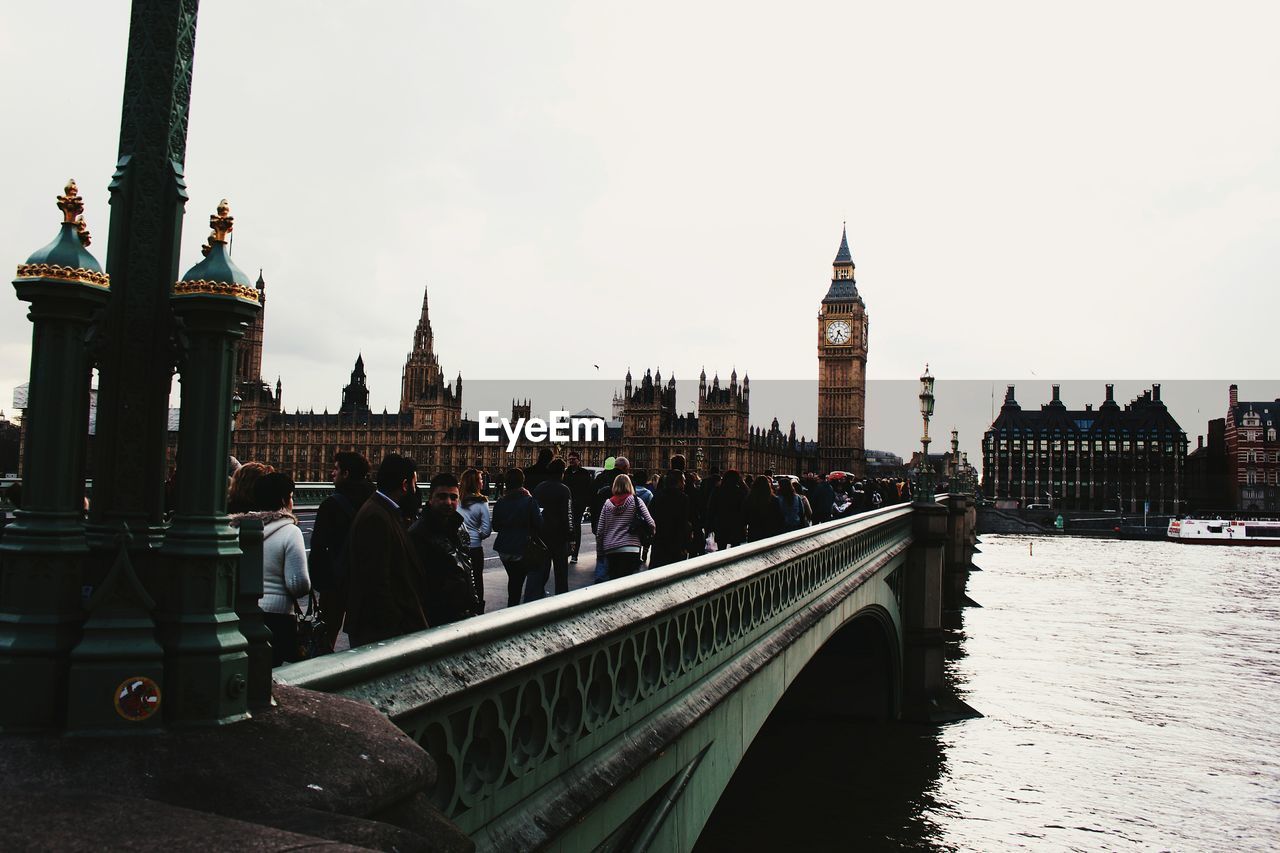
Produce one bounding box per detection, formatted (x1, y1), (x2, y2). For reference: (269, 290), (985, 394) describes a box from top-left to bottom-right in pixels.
(806, 473), (836, 524)
(707, 470), (747, 550)
(409, 471), (479, 626)
(344, 454), (428, 647)
(532, 459), (573, 595)
(563, 451), (595, 564)
(524, 447), (555, 494)
(309, 451), (374, 651)
(667, 454), (707, 557)
(650, 470), (692, 567)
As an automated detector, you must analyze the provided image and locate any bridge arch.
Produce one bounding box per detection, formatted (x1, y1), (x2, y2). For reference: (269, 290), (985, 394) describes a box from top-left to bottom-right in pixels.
(775, 603), (902, 722)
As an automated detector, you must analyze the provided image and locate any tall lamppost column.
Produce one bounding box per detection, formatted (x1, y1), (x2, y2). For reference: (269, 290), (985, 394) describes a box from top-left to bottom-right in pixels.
(949, 428), (960, 483)
(0, 184), (111, 730)
(157, 201), (260, 726)
(88, 0), (200, 551)
(916, 364), (936, 502)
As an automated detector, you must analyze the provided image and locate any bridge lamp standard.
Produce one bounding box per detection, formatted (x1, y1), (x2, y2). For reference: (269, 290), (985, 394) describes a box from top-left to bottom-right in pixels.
(917, 364), (936, 501)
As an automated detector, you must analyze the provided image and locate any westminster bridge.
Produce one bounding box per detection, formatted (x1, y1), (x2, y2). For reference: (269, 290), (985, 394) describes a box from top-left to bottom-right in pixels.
(275, 494), (978, 852)
(0, 3), (979, 846)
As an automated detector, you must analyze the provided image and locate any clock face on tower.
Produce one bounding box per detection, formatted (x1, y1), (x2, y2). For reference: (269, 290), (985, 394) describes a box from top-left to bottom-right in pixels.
(825, 320), (852, 345)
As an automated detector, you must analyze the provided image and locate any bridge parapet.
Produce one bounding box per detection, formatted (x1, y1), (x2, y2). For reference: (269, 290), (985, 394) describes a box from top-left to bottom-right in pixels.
(278, 503), (915, 848)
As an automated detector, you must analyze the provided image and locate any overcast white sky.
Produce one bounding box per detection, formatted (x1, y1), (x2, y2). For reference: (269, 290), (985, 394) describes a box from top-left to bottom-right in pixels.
(2, 2), (1277, 459)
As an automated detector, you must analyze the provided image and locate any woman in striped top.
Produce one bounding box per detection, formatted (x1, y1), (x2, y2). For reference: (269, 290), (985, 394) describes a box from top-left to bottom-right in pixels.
(595, 473), (656, 580)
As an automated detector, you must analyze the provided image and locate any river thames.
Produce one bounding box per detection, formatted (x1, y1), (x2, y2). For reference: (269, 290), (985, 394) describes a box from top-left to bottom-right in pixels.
(697, 534), (1280, 851)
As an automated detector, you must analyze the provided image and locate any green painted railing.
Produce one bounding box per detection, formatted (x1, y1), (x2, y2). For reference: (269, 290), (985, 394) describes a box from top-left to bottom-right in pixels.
(277, 503), (915, 843)
(290, 482), (334, 509)
(291, 480), (500, 509)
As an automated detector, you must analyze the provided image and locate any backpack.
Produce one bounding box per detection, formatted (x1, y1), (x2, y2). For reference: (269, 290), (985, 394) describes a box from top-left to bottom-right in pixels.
(780, 495), (804, 530)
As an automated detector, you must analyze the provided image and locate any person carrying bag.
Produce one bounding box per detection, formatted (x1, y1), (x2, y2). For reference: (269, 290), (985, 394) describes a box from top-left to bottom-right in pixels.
(596, 473), (655, 580)
(492, 467), (546, 606)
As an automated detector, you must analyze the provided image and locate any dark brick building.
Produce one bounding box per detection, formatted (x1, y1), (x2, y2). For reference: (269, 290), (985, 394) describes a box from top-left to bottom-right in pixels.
(981, 383), (1187, 513)
(1185, 418), (1229, 511)
(1224, 384), (1280, 511)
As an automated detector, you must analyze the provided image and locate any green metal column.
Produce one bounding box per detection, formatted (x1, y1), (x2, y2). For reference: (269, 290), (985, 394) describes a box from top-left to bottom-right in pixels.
(0, 185), (111, 730)
(158, 202), (260, 726)
(88, 0), (200, 551)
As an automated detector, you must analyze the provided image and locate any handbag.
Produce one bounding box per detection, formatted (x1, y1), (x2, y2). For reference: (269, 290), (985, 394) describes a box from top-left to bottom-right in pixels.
(523, 534), (550, 563)
(294, 592), (329, 660)
(629, 497), (654, 546)
(522, 495), (551, 564)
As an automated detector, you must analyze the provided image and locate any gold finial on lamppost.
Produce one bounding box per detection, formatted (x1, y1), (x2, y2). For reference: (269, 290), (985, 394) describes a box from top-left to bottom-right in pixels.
(209, 198), (233, 243)
(200, 200), (234, 258)
(57, 179), (84, 222)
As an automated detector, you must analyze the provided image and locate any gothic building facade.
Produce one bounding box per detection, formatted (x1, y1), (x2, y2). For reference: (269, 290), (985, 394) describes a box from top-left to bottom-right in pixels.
(231, 283), (819, 481)
(612, 368), (817, 477)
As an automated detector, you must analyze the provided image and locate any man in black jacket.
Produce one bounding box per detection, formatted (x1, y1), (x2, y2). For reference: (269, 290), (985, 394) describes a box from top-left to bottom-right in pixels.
(805, 473), (836, 524)
(309, 451), (374, 652)
(532, 459), (573, 595)
(563, 452), (595, 564)
(650, 470), (692, 567)
(408, 472), (479, 626)
(667, 454), (703, 556)
(524, 447), (555, 494)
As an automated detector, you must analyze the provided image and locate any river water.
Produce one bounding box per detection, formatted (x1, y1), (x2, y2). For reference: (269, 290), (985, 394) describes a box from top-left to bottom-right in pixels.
(696, 534), (1280, 851)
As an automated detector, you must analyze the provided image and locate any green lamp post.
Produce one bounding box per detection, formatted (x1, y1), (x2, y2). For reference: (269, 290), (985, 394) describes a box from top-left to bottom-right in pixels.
(0, 182), (112, 730)
(916, 364), (936, 502)
(949, 428), (960, 483)
(156, 200), (261, 726)
(88, 0), (200, 552)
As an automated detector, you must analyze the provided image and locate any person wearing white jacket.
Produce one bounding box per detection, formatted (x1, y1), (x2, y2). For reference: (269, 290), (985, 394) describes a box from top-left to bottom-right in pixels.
(458, 468), (492, 612)
(230, 471), (310, 665)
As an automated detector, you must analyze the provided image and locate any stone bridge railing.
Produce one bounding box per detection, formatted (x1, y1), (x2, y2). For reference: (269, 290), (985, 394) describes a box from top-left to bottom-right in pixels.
(277, 502), (918, 846)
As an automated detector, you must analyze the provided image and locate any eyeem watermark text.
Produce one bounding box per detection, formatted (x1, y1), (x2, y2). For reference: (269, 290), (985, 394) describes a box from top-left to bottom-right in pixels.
(478, 410), (605, 452)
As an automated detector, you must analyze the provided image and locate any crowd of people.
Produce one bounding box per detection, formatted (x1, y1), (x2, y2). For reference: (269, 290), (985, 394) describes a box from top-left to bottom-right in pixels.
(225, 448), (914, 665)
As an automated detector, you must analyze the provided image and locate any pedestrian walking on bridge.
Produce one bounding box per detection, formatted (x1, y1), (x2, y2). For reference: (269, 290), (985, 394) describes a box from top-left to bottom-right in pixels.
(596, 473), (655, 580)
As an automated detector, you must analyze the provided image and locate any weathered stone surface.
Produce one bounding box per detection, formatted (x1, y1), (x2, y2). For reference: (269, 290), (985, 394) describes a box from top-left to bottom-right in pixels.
(0, 685), (472, 852)
(0, 788), (368, 852)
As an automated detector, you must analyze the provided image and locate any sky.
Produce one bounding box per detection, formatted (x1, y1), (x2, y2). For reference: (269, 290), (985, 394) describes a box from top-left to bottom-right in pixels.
(1, 2), (1277, 461)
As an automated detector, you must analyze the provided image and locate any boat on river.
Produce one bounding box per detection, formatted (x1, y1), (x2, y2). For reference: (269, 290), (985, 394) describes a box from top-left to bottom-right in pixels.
(1167, 517), (1280, 546)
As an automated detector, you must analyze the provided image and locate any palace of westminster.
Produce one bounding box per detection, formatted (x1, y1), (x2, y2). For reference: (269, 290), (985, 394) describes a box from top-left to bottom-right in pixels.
(228, 229), (871, 480)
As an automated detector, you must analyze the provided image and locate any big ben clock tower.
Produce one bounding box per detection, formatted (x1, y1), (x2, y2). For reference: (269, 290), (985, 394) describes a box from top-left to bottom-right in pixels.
(817, 225), (868, 475)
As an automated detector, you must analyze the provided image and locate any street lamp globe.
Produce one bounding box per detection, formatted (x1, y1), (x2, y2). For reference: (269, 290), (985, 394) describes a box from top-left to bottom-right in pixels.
(919, 365), (935, 417)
